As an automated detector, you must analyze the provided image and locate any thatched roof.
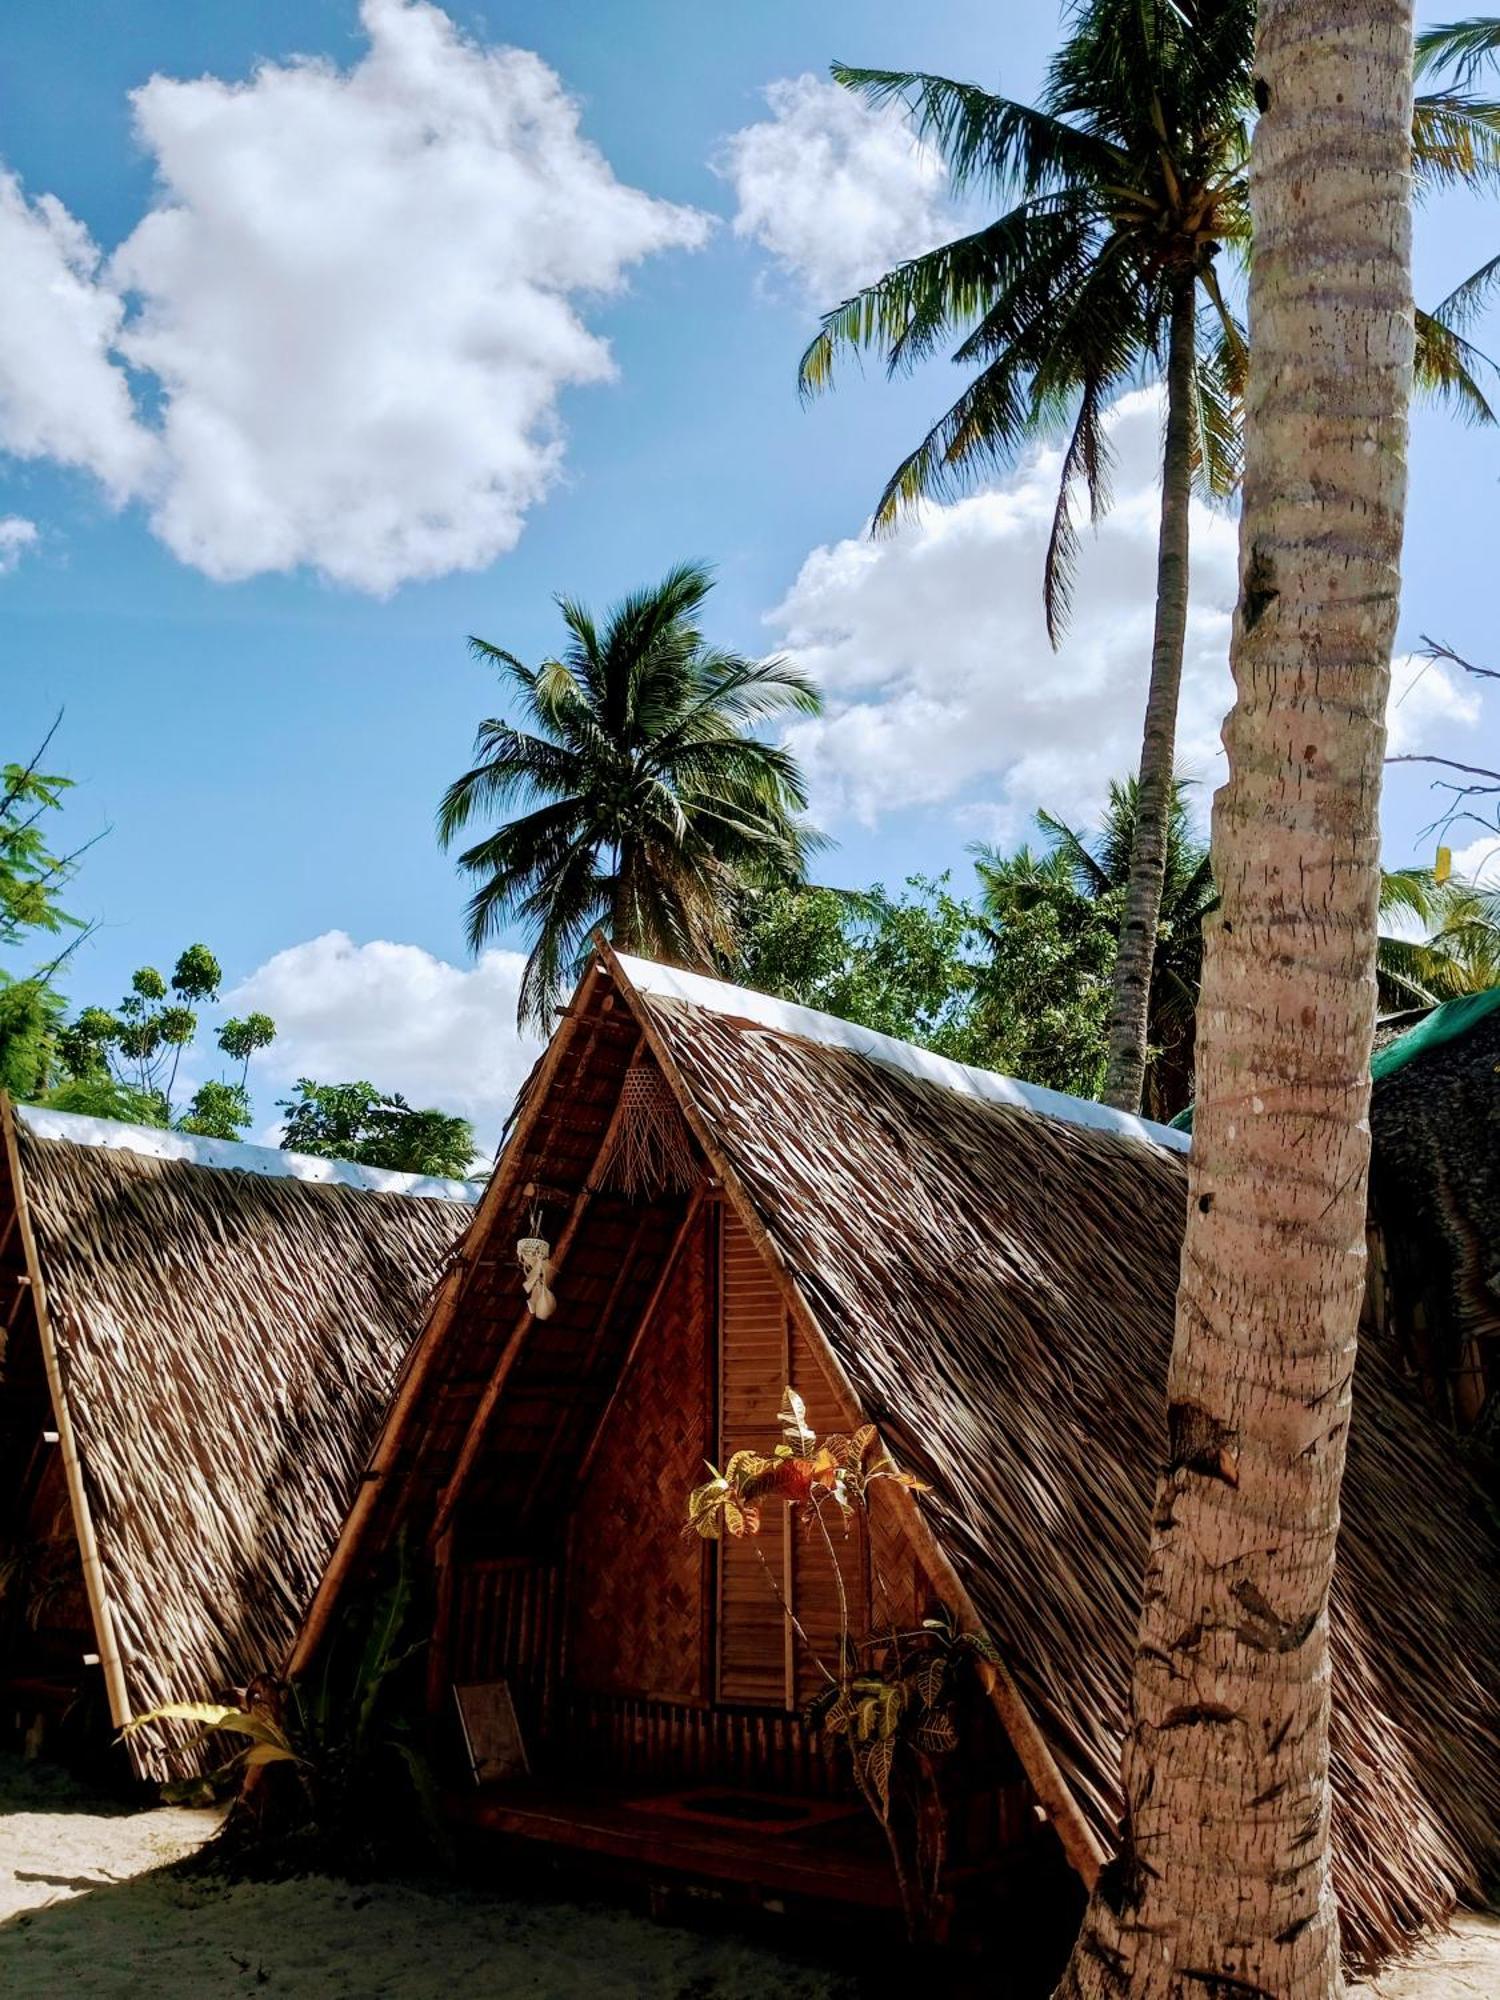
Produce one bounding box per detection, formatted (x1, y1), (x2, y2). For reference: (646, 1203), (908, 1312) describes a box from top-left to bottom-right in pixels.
(1, 1100), (478, 1781)
(295, 951), (1500, 1969)
(1368, 990), (1500, 1447)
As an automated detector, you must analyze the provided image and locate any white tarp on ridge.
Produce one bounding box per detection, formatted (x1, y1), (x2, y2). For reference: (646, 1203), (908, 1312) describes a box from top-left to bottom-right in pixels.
(614, 954), (1191, 1157)
(16, 1103), (484, 1204)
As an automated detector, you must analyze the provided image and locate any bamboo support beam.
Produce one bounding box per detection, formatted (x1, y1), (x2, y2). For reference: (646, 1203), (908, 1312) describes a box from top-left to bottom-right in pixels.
(1, 1098), (132, 1731)
(429, 1033), (644, 1546)
(285, 967), (610, 1682)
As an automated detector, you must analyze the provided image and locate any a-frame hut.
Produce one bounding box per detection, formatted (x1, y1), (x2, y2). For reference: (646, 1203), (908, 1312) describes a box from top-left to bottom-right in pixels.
(0, 1098), (479, 1779)
(289, 950), (1500, 1968)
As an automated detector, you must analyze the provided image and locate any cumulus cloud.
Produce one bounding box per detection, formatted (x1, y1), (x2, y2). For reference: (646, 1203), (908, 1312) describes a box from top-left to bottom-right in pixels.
(769, 391), (1479, 840)
(770, 392), (1237, 834)
(0, 174), (157, 499)
(1447, 832), (1500, 885)
(0, 0), (708, 591)
(227, 930), (543, 1157)
(718, 73), (950, 304)
(0, 516), (38, 574)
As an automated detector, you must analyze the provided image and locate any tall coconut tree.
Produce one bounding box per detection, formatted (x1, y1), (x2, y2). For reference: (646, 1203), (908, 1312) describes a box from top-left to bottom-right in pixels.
(439, 563), (823, 1029)
(801, 0), (1499, 1117)
(1057, 0), (1416, 1991)
(974, 779), (1216, 1120)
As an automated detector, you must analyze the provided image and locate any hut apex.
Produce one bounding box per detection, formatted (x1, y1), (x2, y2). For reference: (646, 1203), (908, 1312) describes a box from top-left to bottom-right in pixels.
(0, 1097), (480, 1781)
(287, 948), (1499, 1971)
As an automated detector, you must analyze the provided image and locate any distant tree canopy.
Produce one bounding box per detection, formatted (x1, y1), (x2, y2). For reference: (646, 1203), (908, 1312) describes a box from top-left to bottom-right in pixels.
(737, 778), (1498, 1122)
(277, 1079), (478, 1180)
(41, 947), (276, 1140)
(0, 725), (96, 1101)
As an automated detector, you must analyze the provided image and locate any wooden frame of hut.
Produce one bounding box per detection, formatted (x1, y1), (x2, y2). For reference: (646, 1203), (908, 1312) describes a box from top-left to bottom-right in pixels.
(289, 948), (1499, 1969)
(0, 1097), (479, 1780)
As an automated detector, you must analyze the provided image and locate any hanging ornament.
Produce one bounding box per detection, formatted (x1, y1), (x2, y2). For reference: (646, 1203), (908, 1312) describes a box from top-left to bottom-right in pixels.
(516, 1210), (556, 1319)
(598, 1062), (698, 1199)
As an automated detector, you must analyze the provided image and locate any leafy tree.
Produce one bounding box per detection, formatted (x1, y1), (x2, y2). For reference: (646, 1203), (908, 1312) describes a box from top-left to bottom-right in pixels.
(277, 1080), (477, 1179)
(0, 722), (101, 1099)
(974, 779), (1215, 1118)
(1, 723), (89, 956)
(736, 878), (978, 1047)
(800, 4), (1500, 1116)
(439, 562), (824, 1029)
(45, 946), (276, 1138)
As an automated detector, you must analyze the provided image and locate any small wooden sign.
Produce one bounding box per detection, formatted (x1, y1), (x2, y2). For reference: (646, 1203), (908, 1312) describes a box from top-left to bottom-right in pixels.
(453, 1679), (527, 1785)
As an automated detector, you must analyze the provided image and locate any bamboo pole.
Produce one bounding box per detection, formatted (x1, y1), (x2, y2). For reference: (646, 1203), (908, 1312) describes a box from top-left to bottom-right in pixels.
(284, 968), (605, 1679)
(1, 1096), (132, 1730)
(428, 1032), (645, 1545)
(599, 947), (1108, 1888)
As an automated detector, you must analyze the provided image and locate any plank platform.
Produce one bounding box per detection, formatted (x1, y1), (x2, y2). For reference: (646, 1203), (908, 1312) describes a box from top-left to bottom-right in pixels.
(449, 1779), (905, 1909)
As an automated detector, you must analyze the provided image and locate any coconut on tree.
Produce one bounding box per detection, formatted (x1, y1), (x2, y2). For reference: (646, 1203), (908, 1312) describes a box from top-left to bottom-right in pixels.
(800, 0), (1500, 1116)
(439, 562), (824, 1029)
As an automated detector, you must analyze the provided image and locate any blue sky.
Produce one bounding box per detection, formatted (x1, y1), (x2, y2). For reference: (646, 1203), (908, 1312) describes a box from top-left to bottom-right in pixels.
(3, 0), (1497, 1146)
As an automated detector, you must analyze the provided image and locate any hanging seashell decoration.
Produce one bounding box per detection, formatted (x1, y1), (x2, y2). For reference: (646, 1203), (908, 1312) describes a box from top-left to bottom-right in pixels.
(516, 1233), (556, 1320)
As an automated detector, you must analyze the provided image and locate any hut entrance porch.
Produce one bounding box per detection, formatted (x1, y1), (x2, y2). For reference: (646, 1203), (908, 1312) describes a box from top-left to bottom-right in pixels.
(431, 1194), (1048, 1928)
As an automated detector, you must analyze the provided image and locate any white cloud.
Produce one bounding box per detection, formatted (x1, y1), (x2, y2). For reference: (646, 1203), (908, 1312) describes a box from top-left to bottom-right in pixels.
(227, 930), (543, 1157)
(1385, 649), (1482, 757)
(0, 174), (157, 499)
(0, 0), (708, 592)
(718, 73), (950, 304)
(769, 391), (1479, 842)
(770, 392), (1238, 835)
(0, 516), (38, 573)
(1446, 833), (1500, 887)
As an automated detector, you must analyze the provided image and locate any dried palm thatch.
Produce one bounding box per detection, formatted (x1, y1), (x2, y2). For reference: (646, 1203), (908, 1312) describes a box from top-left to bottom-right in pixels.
(1, 1104), (475, 1782)
(295, 951), (1500, 1971)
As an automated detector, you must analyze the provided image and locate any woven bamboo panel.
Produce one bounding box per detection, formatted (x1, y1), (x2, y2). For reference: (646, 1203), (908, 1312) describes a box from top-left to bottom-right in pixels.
(567, 1213), (711, 1701)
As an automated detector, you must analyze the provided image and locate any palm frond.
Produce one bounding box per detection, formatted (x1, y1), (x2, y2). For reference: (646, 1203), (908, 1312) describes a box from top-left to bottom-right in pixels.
(1414, 306), (1499, 424)
(831, 63), (1125, 195)
(1416, 17), (1500, 86)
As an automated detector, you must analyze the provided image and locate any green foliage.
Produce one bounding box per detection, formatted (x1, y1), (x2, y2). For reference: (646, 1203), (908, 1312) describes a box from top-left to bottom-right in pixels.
(39, 945), (275, 1141)
(178, 1079), (254, 1141)
(1, 727), (87, 958)
(131, 1541), (445, 1875)
(0, 978), (66, 1100)
(804, 4), (1498, 633)
(439, 561), (824, 1028)
(276, 1078), (477, 1179)
(736, 876), (981, 1049)
(40, 1076), (170, 1125)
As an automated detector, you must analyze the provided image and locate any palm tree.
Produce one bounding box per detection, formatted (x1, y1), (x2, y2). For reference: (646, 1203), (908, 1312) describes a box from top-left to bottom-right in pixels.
(974, 779), (1215, 1120)
(1418, 19), (1500, 335)
(973, 787), (1472, 1118)
(1379, 871), (1500, 1000)
(1057, 0), (1415, 1986)
(800, 0), (1499, 1117)
(439, 563), (823, 1028)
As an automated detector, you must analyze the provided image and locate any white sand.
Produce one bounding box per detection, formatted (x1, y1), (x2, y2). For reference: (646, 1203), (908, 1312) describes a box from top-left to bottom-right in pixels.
(2, 1757), (1495, 1998)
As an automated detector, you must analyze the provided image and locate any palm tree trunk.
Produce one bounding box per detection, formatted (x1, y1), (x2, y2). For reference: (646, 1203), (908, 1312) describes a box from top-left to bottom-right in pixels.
(1100, 268), (1199, 1115)
(1057, 2), (1415, 1995)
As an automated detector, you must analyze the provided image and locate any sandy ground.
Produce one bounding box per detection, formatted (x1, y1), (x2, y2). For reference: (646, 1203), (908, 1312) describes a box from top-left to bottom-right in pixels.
(1, 1756), (1495, 1999)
